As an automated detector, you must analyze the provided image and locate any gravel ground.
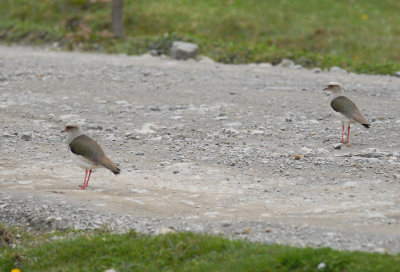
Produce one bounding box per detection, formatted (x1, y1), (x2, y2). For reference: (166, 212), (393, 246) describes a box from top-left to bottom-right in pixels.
(1, 45), (400, 253)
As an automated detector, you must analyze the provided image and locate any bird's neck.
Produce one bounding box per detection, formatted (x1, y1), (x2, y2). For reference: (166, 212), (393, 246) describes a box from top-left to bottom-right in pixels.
(67, 131), (84, 144)
(327, 91), (343, 100)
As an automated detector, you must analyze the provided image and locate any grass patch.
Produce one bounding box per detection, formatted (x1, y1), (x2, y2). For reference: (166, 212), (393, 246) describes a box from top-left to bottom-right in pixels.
(1, 224), (400, 271)
(0, 0), (400, 74)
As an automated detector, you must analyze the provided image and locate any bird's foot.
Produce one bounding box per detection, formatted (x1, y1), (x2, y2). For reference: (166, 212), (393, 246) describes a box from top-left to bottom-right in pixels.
(79, 185), (86, 190)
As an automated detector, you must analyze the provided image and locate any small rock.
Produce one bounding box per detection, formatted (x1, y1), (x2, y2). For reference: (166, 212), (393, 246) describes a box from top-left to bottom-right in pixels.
(242, 227), (251, 234)
(264, 227), (272, 233)
(333, 143), (343, 149)
(394, 71), (400, 77)
(173, 170), (180, 174)
(374, 247), (388, 254)
(170, 41), (199, 60)
(156, 226), (175, 234)
(317, 262), (326, 270)
(291, 153), (302, 160)
(104, 268), (117, 272)
(198, 56), (215, 64)
(250, 129), (264, 135)
(258, 63), (272, 68)
(149, 106), (161, 111)
(278, 58), (295, 68)
(300, 147), (313, 156)
(149, 49), (158, 56)
(317, 148), (329, 154)
(21, 133), (32, 141)
(330, 66), (347, 73)
(343, 181), (357, 188)
(312, 67), (322, 73)
(214, 115), (228, 120)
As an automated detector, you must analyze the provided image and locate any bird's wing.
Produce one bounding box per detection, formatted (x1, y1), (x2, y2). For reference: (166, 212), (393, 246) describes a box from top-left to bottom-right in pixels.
(331, 96), (369, 125)
(70, 135), (120, 173)
(69, 135), (105, 165)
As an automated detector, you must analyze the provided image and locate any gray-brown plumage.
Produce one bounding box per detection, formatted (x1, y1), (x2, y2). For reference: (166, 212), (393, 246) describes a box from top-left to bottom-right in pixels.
(64, 124), (120, 189)
(69, 134), (120, 174)
(324, 82), (370, 143)
(330, 96), (370, 128)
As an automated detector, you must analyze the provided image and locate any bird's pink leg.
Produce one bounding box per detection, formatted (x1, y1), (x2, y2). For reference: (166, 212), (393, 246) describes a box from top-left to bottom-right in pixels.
(84, 169), (92, 189)
(346, 124), (351, 143)
(80, 170), (88, 190)
(340, 123), (344, 143)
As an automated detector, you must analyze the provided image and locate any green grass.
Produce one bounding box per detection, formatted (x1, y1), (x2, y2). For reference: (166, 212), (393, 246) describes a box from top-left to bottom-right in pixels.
(1, 225), (400, 272)
(0, 0), (400, 74)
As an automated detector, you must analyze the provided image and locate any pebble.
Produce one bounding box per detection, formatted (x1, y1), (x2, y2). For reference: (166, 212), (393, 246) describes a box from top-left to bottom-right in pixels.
(312, 67), (322, 73)
(329, 66), (347, 73)
(317, 262), (326, 270)
(21, 133), (32, 141)
(156, 226), (175, 234)
(333, 143), (343, 149)
(170, 41), (199, 60)
(291, 154), (302, 160)
(277, 58), (295, 68)
(342, 181), (357, 188)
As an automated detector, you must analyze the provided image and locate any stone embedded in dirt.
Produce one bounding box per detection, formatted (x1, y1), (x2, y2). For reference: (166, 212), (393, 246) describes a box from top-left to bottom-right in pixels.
(170, 41), (199, 60)
(357, 148), (389, 158)
(300, 147), (313, 156)
(156, 226), (175, 234)
(342, 181), (357, 188)
(291, 153), (302, 160)
(277, 58), (295, 68)
(214, 115), (228, 120)
(21, 133), (32, 141)
(317, 148), (329, 154)
(333, 143), (343, 149)
(312, 67), (322, 73)
(242, 227), (252, 234)
(330, 66), (347, 74)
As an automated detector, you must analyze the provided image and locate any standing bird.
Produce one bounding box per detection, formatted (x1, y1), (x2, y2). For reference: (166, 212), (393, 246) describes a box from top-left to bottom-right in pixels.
(324, 82), (370, 144)
(63, 124), (120, 189)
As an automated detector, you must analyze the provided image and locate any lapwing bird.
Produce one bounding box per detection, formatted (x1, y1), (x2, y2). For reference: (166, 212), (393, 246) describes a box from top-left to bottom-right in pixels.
(324, 82), (370, 144)
(63, 124), (120, 189)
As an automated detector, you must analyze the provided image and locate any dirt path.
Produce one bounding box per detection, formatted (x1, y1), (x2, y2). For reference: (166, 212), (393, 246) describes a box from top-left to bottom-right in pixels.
(1, 45), (400, 253)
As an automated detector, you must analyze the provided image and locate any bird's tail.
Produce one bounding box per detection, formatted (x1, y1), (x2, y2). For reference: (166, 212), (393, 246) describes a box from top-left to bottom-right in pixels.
(100, 156), (121, 175)
(362, 123), (371, 128)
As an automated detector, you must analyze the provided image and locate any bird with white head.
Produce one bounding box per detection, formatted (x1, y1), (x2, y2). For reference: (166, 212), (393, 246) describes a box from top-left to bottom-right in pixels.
(323, 82), (370, 144)
(63, 124), (120, 189)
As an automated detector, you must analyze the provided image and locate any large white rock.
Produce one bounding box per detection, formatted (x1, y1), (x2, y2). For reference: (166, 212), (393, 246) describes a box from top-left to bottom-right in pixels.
(170, 41), (199, 60)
